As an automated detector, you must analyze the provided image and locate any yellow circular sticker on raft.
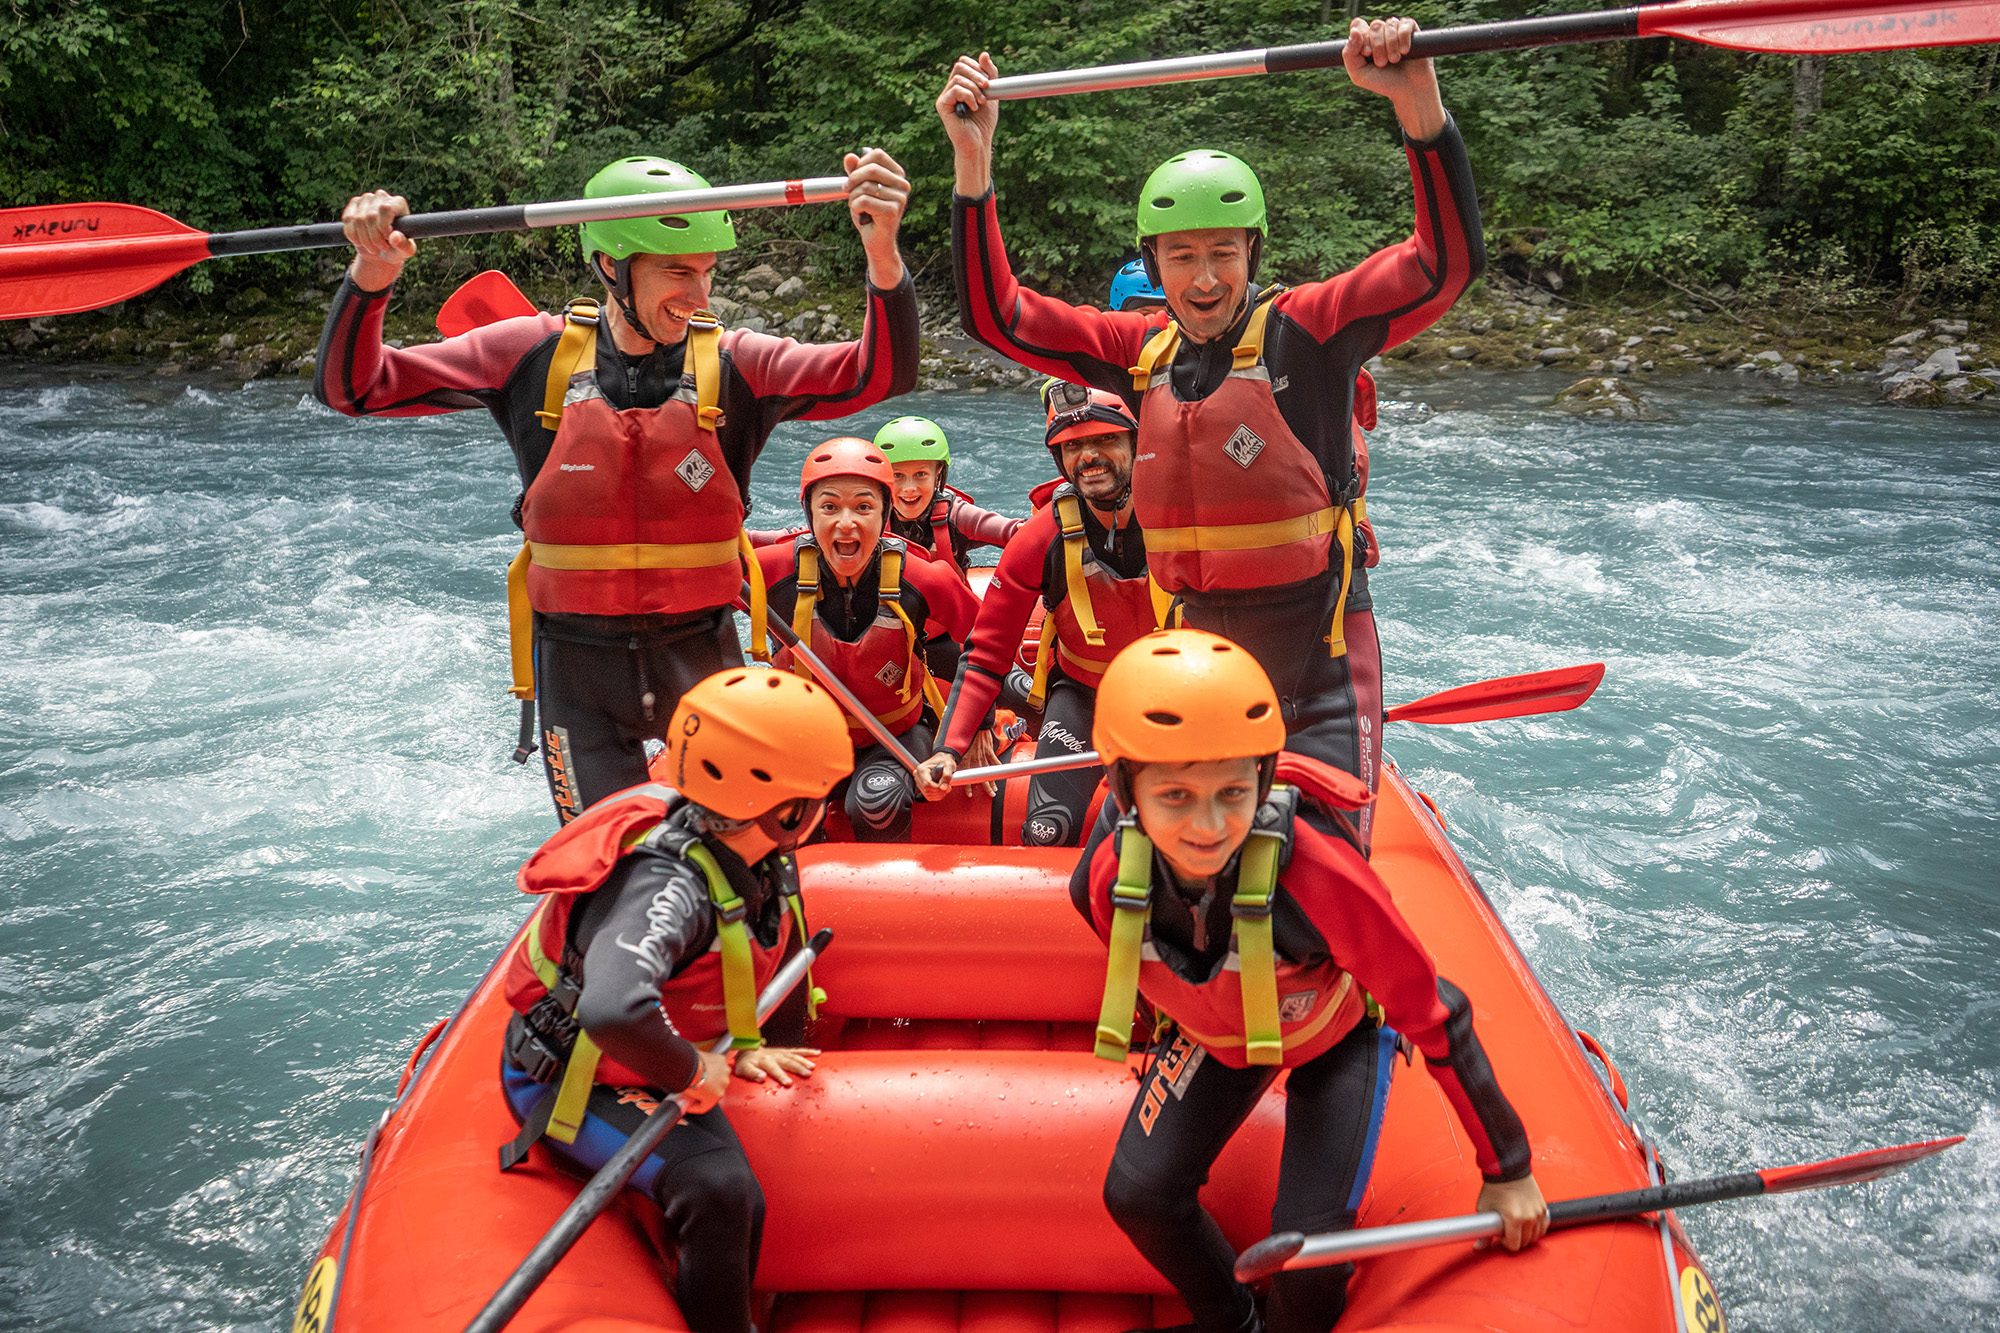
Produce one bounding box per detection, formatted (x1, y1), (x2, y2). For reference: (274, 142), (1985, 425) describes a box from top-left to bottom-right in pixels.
(1680, 1265), (1726, 1333)
(291, 1257), (336, 1333)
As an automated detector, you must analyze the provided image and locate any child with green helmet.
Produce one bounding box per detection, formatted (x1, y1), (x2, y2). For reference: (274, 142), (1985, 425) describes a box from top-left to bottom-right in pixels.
(872, 415), (1022, 577)
(317, 147), (923, 825)
(939, 15), (1476, 859)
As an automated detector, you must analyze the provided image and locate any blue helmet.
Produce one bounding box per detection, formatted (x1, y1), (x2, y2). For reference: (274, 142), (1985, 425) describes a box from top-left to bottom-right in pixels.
(1109, 258), (1165, 311)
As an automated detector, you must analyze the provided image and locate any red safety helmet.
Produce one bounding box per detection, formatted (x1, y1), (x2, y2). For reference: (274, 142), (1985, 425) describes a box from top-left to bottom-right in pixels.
(798, 436), (894, 508)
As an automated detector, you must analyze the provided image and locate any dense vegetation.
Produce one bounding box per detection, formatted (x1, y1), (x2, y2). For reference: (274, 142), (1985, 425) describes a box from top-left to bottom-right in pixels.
(4, 0), (1997, 314)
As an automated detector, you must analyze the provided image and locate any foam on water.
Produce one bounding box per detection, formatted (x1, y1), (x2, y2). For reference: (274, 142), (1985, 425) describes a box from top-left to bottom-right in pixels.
(0, 372), (1994, 1330)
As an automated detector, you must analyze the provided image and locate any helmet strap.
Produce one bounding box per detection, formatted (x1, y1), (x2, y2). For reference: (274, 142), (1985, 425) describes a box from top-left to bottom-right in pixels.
(597, 254), (658, 346)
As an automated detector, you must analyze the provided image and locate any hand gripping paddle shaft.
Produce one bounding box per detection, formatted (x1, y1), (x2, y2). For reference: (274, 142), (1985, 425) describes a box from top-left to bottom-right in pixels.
(0, 176), (848, 320)
(1234, 1135), (1966, 1282)
(466, 928), (835, 1333)
(957, 1), (2000, 113)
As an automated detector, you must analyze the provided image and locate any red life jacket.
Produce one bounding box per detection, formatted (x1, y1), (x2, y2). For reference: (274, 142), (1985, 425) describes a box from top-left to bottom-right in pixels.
(1088, 754), (1376, 1070)
(503, 782), (801, 1090)
(1025, 486), (1157, 707)
(769, 536), (942, 740)
(516, 307), (748, 617)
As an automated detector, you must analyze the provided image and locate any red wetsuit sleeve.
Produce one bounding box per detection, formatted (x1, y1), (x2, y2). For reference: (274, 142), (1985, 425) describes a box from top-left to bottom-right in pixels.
(948, 494), (1025, 550)
(730, 277), (920, 425)
(754, 542), (796, 594)
(939, 509), (1057, 754)
(1289, 826), (1531, 1182)
(953, 192), (1158, 397)
(313, 277), (561, 417)
(746, 525), (807, 548)
(1272, 117), (1484, 354)
(908, 552), (982, 642)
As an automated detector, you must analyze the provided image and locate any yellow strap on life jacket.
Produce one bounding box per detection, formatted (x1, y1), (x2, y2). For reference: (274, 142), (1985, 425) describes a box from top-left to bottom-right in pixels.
(740, 531), (768, 660)
(1026, 624), (1055, 712)
(1325, 504), (1357, 659)
(878, 548), (945, 714)
(786, 545), (820, 681)
(1232, 293), (1278, 372)
(688, 314), (723, 431)
(1234, 806), (1287, 1066)
(507, 543), (535, 702)
(1141, 507), (1339, 554)
(1095, 822), (1155, 1062)
(1054, 492), (1105, 647)
(1128, 323), (1181, 393)
(525, 537), (743, 570)
(1147, 573), (1179, 629)
(536, 300), (600, 431)
(529, 830), (766, 1144)
(1128, 288), (1283, 392)
(1093, 797), (1288, 1066)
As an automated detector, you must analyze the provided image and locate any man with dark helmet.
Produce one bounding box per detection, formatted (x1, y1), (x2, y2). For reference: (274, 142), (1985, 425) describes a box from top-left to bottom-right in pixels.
(940, 16), (1475, 853)
(315, 150), (920, 823)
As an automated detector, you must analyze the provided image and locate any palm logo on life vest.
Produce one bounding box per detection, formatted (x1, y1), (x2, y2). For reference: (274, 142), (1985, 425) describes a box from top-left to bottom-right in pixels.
(874, 660), (906, 688)
(676, 448), (716, 492)
(1223, 424), (1266, 469)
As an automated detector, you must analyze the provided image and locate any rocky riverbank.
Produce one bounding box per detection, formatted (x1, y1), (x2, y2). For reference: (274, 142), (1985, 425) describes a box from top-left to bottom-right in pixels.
(3, 261), (1992, 414)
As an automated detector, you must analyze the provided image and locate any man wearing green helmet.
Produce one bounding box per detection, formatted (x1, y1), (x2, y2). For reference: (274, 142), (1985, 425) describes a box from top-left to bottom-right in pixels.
(315, 148), (920, 824)
(941, 16), (1479, 858)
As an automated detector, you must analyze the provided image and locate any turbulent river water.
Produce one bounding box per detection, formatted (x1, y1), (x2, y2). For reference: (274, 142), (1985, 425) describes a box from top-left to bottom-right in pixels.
(0, 365), (1993, 1331)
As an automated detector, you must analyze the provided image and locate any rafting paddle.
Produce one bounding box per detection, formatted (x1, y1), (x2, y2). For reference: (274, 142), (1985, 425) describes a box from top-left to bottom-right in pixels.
(467, 927), (834, 1333)
(948, 661), (1606, 788)
(956, 0), (2000, 111)
(0, 175), (849, 320)
(1233, 1134), (1965, 1282)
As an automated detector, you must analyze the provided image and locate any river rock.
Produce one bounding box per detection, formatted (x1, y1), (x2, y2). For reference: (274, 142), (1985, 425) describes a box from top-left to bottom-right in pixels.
(1888, 328), (1926, 347)
(1537, 346), (1577, 363)
(1584, 326), (1617, 351)
(773, 275), (806, 301)
(1623, 335), (1644, 349)
(1932, 318), (1970, 336)
(1446, 345), (1476, 360)
(1913, 348), (1961, 381)
(783, 311), (818, 338)
(1882, 373), (1942, 407)
(1769, 362), (1801, 385)
(1755, 349), (1785, 363)
(1610, 356), (1635, 374)
(1939, 373), (1996, 404)
(9, 328), (37, 352)
(1553, 376), (1661, 420)
(736, 263), (782, 294)
(706, 295), (745, 322)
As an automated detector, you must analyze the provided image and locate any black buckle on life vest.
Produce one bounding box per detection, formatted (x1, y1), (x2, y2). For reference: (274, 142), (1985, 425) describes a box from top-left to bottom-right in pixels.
(505, 1013), (567, 1085)
(511, 699), (539, 765)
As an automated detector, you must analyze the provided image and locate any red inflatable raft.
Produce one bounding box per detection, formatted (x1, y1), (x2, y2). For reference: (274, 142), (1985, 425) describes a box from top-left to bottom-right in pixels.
(293, 756), (1724, 1333)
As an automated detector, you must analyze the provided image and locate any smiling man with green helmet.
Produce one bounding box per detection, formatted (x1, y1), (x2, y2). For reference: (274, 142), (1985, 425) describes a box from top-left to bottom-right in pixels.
(941, 15), (1474, 867)
(316, 148), (921, 825)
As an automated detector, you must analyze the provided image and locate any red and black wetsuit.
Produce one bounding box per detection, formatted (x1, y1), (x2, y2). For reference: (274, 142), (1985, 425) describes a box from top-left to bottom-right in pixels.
(753, 540), (979, 841)
(940, 490), (1149, 845)
(891, 488), (1023, 573)
(500, 797), (808, 1333)
(1070, 794), (1530, 1333)
(955, 120), (1483, 852)
(314, 274), (919, 822)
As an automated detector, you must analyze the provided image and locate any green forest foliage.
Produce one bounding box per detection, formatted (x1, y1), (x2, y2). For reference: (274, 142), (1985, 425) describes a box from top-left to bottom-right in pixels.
(4, 0), (1997, 309)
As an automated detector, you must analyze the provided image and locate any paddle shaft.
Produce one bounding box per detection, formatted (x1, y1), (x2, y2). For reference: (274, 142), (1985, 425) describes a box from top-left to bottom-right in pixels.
(1237, 1133), (1965, 1280)
(948, 662), (1603, 788)
(465, 927), (833, 1333)
(964, 1), (2000, 109)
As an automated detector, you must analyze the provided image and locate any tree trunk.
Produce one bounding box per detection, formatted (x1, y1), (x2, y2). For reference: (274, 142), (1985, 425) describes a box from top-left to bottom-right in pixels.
(1792, 55), (1826, 140)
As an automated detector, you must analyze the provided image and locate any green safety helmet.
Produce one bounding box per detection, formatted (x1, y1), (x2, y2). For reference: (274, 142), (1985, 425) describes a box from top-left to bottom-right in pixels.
(579, 156), (737, 263)
(872, 416), (951, 466)
(1134, 149), (1267, 284)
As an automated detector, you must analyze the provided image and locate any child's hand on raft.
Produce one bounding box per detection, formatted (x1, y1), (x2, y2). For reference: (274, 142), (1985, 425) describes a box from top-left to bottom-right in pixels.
(734, 1047), (820, 1088)
(1474, 1174), (1550, 1251)
(679, 1048), (734, 1115)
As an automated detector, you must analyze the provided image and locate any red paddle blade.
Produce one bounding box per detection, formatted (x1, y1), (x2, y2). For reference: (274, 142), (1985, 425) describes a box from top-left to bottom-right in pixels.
(1385, 662), (1605, 727)
(1645, 0), (2000, 54)
(1759, 1135), (1966, 1194)
(0, 201), (212, 318)
(436, 269), (538, 337)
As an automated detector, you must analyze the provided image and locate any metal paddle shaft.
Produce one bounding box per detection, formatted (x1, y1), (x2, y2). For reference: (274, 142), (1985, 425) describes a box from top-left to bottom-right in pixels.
(466, 927), (834, 1333)
(972, 1), (2000, 107)
(1235, 1134), (1965, 1282)
(739, 587), (924, 777)
(949, 661), (1606, 788)
(0, 177), (847, 319)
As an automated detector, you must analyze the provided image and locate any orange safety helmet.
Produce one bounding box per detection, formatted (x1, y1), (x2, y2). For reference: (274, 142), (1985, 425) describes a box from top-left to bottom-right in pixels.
(798, 436), (894, 508)
(1094, 629), (1285, 768)
(665, 668), (854, 845)
(1042, 378), (1139, 450)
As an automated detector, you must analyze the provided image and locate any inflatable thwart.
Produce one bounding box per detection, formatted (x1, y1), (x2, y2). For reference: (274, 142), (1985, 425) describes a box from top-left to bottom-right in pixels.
(294, 754), (1724, 1332)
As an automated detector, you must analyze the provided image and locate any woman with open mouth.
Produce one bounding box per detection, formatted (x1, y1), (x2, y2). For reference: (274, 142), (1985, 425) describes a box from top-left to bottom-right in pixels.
(749, 437), (982, 841)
